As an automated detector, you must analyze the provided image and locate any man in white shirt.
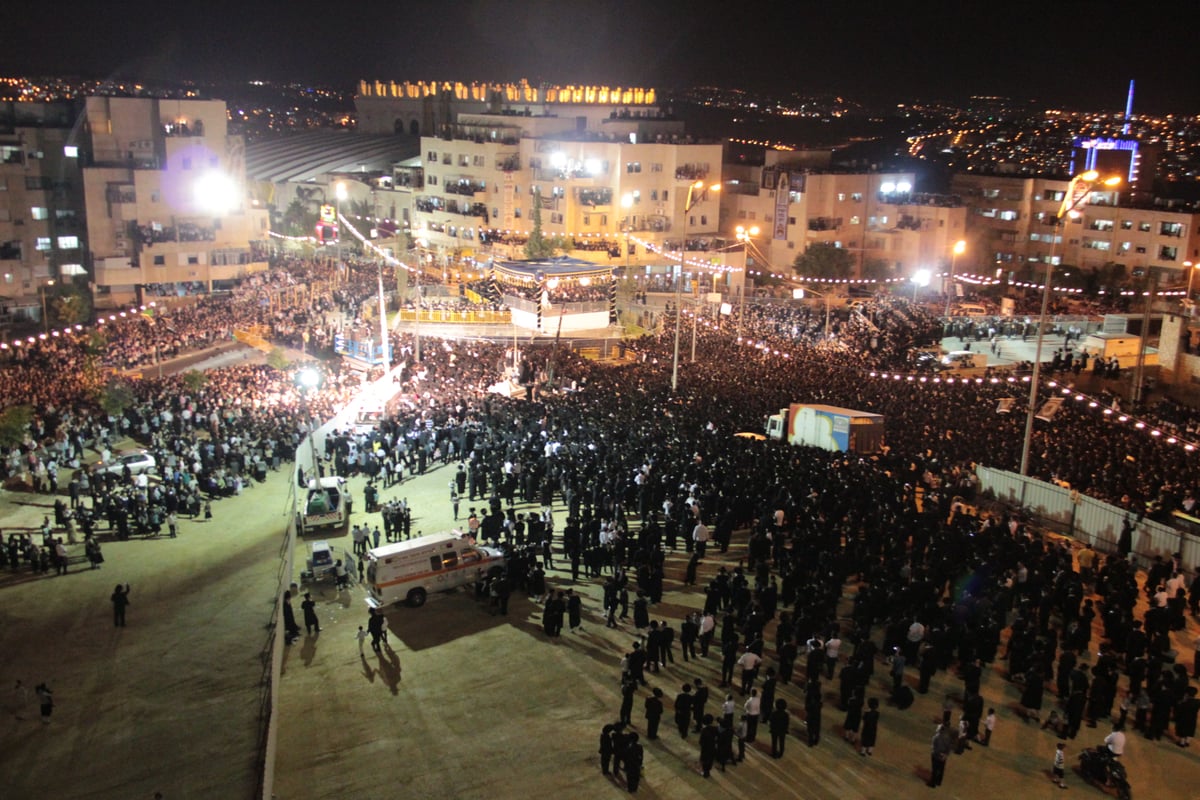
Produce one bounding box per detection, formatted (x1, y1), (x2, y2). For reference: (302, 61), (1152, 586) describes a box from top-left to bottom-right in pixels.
(738, 649), (763, 695)
(693, 520), (710, 558)
(1104, 724), (1126, 756)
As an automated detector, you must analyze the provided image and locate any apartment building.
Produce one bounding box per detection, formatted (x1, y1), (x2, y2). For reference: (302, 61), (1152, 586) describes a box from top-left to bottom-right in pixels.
(952, 173), (1200, 282)
(0, 103), (86, 320)
(80, 97), (269, 306)
(410, 112), (720, 267)
(722, 152), (969, 280)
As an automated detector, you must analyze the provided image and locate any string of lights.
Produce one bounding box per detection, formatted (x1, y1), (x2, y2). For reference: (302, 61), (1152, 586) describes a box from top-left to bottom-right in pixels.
(0, 303), (158, 351)
(676, 310), (1199, 453)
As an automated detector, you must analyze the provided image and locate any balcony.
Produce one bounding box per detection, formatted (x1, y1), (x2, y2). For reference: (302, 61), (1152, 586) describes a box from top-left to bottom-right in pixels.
(576, 188), (613, 207)
(808, 217), (840, 232)
(496, 156), (521, 172)
(675, 164), (710, 181)
(444, 178), (487, 196)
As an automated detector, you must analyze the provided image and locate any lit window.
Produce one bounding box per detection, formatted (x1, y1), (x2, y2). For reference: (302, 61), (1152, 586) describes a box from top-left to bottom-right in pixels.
(63, 146), (78, 158)
(36, 237), (51, 251)
(57, 235), (79, 249)
(31, 207), (48, 220)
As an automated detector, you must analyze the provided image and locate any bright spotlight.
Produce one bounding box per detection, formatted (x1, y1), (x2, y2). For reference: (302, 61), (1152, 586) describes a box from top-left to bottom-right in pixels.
(194, 172), (238, 214)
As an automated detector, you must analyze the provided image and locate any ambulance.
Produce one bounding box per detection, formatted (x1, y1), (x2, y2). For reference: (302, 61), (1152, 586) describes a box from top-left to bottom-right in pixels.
(364, 531), (507, 608)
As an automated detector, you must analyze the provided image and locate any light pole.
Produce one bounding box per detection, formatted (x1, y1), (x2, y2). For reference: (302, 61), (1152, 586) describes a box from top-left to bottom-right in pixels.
(39, 279), (55, 333)
(1019, 170), (1120, 476)
(672, 180), (720, 393)
(335, 181), (347, 271)
(1185, 260), (1198, 303)
(735, 225), (759, 339)
(621, 193), (634, 276)
(944, 239), (966, 318)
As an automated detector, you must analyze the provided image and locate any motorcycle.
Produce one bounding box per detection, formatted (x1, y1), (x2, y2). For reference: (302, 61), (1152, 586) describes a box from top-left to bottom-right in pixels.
(1079, 746), (1132, 800)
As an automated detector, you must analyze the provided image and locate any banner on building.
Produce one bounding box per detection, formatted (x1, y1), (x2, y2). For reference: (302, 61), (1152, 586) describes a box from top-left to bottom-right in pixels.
(773, 171), (790, 240)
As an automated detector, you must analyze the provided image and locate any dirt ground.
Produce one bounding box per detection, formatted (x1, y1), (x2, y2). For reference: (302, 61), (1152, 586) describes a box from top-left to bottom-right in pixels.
(3, 439), (1198, 800)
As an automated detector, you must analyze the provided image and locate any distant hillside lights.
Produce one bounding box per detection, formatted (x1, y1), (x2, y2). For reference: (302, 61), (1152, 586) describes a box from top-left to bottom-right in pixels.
(359, 80), (656, 106)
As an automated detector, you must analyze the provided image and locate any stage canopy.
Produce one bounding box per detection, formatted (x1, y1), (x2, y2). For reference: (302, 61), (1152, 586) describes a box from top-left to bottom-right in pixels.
(492, 256), (614, 285)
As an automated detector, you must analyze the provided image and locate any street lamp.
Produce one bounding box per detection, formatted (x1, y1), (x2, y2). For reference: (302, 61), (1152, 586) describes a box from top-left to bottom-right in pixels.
(944, 239), (966, 318)
(911, 268), (932, 302)
(1185, 260), (1199, 302)
(735, 225), (759, 338)
(1019, 170), (1120, 476)
(335, 181), (348, 269)
(672, 180), (720, 393)
(39, 279), (56, 333)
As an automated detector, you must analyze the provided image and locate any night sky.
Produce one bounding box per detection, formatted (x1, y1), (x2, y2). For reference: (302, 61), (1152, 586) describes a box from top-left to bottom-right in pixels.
(8, 0), (1197, 113)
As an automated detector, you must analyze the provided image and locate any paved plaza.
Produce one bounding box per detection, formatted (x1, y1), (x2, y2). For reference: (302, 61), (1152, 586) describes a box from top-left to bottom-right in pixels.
(2, 432), (1197, 800)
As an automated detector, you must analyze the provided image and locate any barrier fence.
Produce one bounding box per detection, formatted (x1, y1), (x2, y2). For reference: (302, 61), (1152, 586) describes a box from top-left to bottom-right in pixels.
(975, 466), (1199, 567)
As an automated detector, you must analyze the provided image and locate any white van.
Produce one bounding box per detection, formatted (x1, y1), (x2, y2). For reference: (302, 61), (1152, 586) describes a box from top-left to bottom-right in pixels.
(364, 531), (507, 608)
(297, 476), (352, 534)
(941, 350), (983, 369)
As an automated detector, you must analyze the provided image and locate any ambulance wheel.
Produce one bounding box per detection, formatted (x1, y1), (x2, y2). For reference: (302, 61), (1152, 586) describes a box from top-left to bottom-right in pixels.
(407, 588), (427, 608)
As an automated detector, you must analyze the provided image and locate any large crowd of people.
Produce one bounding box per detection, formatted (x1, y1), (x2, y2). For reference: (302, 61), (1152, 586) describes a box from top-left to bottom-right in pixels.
(2, 255), (1198, 793)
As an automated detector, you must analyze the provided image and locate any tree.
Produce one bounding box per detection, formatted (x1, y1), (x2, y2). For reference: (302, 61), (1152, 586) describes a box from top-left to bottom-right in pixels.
(182, 369), (209, 394)
(792, 244), (854, 279)
(282, 199), (316, 238)
(99, 379), (135, 418)
(861, 257), (893, 281)
(0, 405), (33, 448)
(49, 282), (92, 326)
(524, 188), (556, 260)
(267, 347), (291, 371)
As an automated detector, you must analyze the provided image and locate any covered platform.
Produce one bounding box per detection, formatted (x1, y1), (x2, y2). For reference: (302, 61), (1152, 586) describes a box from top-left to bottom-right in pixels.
(491, 256), (615, 334)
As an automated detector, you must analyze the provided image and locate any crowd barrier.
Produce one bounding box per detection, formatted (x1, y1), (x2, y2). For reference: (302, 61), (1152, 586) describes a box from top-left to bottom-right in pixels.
(975, 465), (1199, 568)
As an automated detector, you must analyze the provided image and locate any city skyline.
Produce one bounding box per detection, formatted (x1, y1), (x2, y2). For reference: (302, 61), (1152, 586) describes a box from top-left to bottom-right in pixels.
(7, 0), (1199, 113)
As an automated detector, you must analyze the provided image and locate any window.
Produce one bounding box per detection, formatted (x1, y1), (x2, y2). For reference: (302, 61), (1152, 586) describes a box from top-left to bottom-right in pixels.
(662, 191), (668, 202)
(998, 210), (1018, 221)
(1138, 221), (1151, 232)
(582, 215), (590, 226)
(1090, 219), (1114, 231)
(427, 176), (438, 186)
(625, 162), (641, 174)
(1159, 222), (1184, 237)
(850, 215), (860, 225)
(651, 163), (662, 173)
(429, 555), (442, 571)
(1121, 220), (1133, 230)
(983, 188), (1000, 199)
(837, 193), (846, 201)
(459, 155), (470, 167)
(442, 553), (459, 569)
(788, 216), (796, 225)
(851, 193), (863, 202)
(36, 237), (51, 251)
(650, 190), (658, 201)
(1159, 246), (1178, 261)
(31, 207), (48, 220)
(63, 145), (79, 158)
(1135, 246), (1146, 254)
(473, 155), (485, 167)
(1043, 190), (1065, 202)
(427, 151), (438, 163)
(631, 190), (641, 203)
(153, 255), (165, 265)
(1119, 242), (1131, 252)
(700, 215), (709, 225)
(57, 235), (79, 249)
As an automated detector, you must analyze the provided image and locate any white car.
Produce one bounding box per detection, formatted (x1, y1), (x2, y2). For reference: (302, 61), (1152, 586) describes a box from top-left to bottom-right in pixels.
(96, 450), (157, 476)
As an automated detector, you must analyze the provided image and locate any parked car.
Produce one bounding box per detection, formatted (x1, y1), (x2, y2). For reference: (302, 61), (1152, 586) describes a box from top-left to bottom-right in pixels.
(96, 450), (157, 476)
